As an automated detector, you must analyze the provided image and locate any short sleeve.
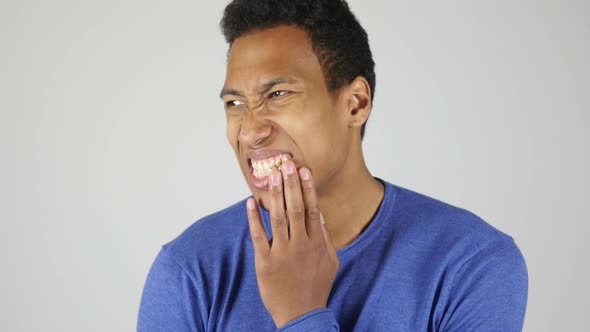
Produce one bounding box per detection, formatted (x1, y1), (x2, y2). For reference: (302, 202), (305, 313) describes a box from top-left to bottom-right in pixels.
(440, 236), (528, 331)
(137, 246), (204, 332)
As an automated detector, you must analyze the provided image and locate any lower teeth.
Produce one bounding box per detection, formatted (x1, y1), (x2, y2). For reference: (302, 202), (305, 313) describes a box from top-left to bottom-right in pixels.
(254, 166), (279, 179)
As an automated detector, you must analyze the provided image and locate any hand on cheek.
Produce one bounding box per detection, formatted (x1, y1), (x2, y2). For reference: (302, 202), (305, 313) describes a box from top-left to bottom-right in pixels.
(246, 161), (340, 328)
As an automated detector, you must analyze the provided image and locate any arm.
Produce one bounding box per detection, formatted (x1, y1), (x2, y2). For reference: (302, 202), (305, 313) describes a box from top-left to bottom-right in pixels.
(246, 162), (340, 331)
(137, 246), (205, 332)
(440, 236), (528, 331)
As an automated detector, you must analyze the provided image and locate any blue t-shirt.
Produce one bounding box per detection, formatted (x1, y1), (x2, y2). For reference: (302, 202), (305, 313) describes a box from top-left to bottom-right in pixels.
(138, 181), (528, 331)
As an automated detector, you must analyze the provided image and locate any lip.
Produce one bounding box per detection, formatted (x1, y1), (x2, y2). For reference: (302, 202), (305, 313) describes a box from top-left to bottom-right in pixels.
(247, 149), (293, 162)
(245, 150), (294, 191)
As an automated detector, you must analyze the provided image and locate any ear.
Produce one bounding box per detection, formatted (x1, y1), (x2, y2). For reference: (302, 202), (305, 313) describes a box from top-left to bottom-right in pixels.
(346, 76), (372, 129)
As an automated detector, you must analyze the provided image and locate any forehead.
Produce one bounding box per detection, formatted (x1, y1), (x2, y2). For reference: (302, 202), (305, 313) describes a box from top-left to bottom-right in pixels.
(224, 26), (322, 89)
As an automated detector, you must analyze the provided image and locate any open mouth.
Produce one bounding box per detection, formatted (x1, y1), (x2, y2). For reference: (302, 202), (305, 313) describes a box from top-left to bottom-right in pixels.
(249, 153), (292, 179)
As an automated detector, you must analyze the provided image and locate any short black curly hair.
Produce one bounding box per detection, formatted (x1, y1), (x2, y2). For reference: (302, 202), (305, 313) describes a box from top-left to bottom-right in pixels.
(220, 0), (375, 140)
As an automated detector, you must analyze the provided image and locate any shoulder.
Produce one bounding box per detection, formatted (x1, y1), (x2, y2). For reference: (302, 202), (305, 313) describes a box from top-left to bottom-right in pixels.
(389, 183), (511, 250)
(385, 183), (528, 328)
(385, 182), (526, 277)
(162, 198), (250, 269)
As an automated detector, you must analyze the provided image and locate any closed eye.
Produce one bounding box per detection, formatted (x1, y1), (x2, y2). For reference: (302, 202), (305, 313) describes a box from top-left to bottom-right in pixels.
(269, 90), (291, 99)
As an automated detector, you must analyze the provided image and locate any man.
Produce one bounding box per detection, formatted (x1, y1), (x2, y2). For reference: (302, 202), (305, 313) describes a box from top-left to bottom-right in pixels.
(138, 0), (528, 331)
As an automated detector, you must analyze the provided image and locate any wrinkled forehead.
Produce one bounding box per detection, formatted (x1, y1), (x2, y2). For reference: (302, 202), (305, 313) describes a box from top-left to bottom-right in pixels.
(223, 26), (322, 90)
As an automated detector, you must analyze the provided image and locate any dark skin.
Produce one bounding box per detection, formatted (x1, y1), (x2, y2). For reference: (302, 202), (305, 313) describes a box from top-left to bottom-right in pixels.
(221, 26), (384, 327)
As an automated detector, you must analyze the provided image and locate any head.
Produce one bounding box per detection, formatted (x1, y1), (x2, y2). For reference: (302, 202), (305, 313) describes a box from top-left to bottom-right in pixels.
(219, 0), (376, 207)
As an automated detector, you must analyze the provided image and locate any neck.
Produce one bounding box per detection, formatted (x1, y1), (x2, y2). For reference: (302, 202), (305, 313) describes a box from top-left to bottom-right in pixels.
(316, 147), (384, 250)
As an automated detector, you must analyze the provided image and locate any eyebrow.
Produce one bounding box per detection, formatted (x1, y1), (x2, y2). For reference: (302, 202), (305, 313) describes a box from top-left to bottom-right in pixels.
(219, 77), (300, 99)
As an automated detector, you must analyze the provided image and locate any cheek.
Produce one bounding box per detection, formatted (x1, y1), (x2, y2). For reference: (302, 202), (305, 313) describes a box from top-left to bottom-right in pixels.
(304, 109), (349, 175)
(226, 119), (240, 148)
(295, 113), (343, 165)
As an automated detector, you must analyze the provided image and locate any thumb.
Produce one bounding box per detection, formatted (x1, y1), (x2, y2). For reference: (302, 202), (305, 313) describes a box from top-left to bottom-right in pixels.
(320, 213), (338, 261)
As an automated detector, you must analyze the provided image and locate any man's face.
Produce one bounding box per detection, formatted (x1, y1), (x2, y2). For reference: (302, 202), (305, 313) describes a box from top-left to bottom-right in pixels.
(221, 26), (352, 208)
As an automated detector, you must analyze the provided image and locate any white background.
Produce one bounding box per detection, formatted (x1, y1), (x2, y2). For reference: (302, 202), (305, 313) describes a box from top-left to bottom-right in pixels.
(1, 0), (588, 331)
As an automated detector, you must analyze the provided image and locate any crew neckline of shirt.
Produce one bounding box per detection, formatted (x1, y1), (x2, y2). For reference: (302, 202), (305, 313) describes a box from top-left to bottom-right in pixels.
(257, 178), (398, 260)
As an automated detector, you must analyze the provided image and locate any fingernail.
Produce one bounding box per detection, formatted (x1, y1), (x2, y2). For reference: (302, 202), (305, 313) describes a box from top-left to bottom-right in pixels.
(271, 171), (281, 186)
(247, 198), (255, 210)
(283, 161), (295, 174)
(299, 167), (311, 181)
(320, 213), (325, 225)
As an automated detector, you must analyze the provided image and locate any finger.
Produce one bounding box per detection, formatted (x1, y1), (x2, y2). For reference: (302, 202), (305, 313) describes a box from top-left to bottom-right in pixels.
(246, 198), (269, 255)
(298, 167), (322, 239)
(320, 213), (339, 262)
(269, 170), (289, 246)
(281, 160), (307, 241)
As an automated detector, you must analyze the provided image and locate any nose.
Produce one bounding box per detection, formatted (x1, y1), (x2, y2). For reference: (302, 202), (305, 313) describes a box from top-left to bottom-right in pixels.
(238, 110), (272, 147)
